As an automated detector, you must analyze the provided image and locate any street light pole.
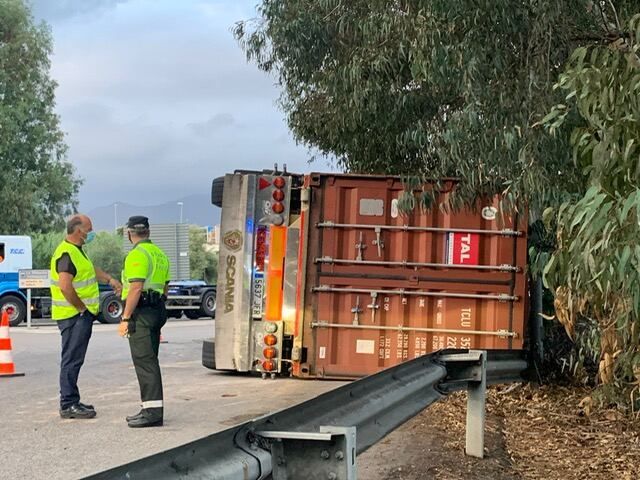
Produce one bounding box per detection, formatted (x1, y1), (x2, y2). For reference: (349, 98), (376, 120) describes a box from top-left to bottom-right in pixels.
(177, 201), (184, 224)
(114, 203), (118, 232)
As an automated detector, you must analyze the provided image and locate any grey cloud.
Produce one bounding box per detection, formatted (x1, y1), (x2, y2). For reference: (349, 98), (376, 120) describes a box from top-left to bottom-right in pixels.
(188, 113), (235, 137)
(30, 0), (131, 21)
(62, 101), (311, 210)
(52, 34), (279, 105)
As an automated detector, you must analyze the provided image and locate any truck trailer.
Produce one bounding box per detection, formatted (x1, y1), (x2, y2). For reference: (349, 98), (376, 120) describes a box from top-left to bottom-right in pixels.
(204, 171), (529, 379)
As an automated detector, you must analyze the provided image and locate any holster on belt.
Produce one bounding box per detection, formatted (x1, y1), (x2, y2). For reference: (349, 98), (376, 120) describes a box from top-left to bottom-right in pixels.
(137, 291), (166, 308)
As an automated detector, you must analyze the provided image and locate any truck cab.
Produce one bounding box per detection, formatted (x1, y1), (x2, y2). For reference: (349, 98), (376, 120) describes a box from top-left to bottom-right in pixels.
(0, 236), (33, 327)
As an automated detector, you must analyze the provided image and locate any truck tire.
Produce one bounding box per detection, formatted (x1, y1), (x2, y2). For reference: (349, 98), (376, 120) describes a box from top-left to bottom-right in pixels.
(211, 176), (225, 207)
(199, 290), (216, 318)
(0, 295), (26, 327)
(99, 293), (123, 324)
(202, 338), (216, 370)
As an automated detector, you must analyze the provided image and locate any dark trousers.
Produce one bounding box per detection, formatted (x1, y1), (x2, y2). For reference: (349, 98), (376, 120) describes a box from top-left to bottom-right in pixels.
(128, 305), (167, 419)
(57, 314), (93, 409)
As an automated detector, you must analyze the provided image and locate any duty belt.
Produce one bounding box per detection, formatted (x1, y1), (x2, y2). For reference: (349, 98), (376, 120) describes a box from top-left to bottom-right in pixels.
(138, 291), (166, 308)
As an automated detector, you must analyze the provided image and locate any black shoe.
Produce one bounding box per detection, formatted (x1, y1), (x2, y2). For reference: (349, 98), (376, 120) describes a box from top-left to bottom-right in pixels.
(126, 410), (144, 422)
(127, 415), (163, 428)
(60, 404), (97, 419)
(78, 402), (95, 411)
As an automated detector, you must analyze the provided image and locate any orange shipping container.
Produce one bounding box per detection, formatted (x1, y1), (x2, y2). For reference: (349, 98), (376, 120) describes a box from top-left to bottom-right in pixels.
(296, 174), (527, 379)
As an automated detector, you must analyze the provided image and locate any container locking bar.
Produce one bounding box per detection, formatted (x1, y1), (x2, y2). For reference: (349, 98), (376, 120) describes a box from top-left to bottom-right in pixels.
(317, 221), (522, 237)
(315, 256), (520, 273)
(311, 321), (518, 339)
(312, 285), (519, 302)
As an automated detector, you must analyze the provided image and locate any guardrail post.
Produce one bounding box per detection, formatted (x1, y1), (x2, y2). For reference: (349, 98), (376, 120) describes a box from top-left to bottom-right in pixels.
(465, 350), (487, 459)
(257, 426), (357, 480)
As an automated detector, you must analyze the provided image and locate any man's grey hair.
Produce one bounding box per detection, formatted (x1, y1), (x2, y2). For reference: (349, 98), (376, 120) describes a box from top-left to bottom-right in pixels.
(66, 216), (84, 234)
(128, 227), (150, 238)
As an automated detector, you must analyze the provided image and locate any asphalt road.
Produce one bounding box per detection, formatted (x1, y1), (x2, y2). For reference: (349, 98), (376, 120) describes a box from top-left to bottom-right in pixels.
(2, 320), (346, 480)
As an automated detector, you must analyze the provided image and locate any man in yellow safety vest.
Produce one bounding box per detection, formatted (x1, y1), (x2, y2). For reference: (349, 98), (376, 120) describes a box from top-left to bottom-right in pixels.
(50, 214), (122, 419)
(119, 216), (170, 428)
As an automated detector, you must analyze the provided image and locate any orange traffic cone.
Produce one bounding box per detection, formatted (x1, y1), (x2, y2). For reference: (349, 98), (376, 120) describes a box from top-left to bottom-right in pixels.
(0, 311), (25, 377)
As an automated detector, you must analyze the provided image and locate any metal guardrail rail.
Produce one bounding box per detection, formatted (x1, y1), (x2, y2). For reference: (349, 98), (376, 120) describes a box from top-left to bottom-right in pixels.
(84, 350), (527, 480)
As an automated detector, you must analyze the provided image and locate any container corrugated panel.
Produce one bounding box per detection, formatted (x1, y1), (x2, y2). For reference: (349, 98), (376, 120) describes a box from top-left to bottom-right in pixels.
(300, 174), (527, 379)
(123, 224), (190, 281)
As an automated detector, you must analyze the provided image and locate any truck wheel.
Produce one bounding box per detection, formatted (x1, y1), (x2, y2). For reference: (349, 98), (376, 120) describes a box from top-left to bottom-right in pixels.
(199, 290), (216, 318)
(0, 295), (26, 327)
(211, 176), (225, 207)
(99, 293), (123, 324)
(202, 338), (216, 370)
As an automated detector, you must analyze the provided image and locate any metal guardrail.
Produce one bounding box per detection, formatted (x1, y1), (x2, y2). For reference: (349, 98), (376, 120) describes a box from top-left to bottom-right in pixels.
(84, 350), (526, 480)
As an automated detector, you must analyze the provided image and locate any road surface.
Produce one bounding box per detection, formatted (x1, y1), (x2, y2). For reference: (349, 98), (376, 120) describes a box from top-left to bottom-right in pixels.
(2, 320), (345, 479)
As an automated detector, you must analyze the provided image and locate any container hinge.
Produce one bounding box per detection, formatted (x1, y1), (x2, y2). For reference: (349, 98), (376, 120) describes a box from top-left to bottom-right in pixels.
(313, 285), (331, 293)
(257, 426), (357, 480)
(291, 346), (302, 362)
(498, 294), (514, 302)
(497, 329), (516, 338)
(501, 229), (520, 236)
(499, 264), (516, 272)
(316, 256), (334, 264)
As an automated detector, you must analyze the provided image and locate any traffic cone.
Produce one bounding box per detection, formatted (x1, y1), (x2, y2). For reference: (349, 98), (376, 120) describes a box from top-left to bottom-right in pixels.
(0, 311), (25, 378)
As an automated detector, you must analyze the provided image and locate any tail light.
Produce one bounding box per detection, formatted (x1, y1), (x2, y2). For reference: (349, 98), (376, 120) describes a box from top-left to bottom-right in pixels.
(273, 176), (286, 189)
(263, 347), (277, 359)
(264, 334), (277, 346)
(272, 189), (285, 202)
(262, 360), (276, 371)
(272, 202), (285, 214)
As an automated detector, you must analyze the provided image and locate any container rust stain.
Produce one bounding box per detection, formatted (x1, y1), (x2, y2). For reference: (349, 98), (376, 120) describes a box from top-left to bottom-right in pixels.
(299, 174), (527, 379)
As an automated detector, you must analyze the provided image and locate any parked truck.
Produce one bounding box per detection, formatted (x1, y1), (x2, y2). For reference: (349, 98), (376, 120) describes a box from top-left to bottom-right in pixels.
(0, 235), (117, 326)
(0, 232), (216, 326)
(202, 170), (529, 379)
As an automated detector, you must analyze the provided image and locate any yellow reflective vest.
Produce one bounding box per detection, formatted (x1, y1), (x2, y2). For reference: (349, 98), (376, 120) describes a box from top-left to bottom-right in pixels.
(50, 241), (100, 320)
(121, 241), (170, 299)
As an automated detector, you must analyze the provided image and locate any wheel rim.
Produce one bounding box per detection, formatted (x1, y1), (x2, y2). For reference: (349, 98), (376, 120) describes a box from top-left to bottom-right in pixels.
(205, 295), (216, 311)
(107, 300), (123, 318)
(2, 303), (20, 322)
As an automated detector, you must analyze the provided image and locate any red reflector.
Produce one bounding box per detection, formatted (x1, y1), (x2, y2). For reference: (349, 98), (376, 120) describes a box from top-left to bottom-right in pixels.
(272, 189), (285, 202)
(272, 202), (284, 214)
(264, 334), (277, 346)
(263, 347), (277, 359)
(262, 360), (276, 371)
(259, 177), (272, 190)
(273, 176), (286, 189)
(255, 227), (267, 271)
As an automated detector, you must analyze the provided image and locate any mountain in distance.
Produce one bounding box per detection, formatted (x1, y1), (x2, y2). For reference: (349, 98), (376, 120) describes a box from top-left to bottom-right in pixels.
(87, 194), (220, 231)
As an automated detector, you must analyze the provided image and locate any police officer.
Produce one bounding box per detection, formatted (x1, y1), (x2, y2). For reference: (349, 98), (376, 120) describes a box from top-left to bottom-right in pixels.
(119, 216), (170, 428)
(51, 214), (122, 419)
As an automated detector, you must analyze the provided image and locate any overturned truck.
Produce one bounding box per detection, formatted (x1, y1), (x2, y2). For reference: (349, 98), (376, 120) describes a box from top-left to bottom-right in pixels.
(203, 170), (529, 379)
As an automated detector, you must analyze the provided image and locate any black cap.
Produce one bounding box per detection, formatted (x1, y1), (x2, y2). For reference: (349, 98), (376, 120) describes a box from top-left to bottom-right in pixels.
(126, 215), (150, 230)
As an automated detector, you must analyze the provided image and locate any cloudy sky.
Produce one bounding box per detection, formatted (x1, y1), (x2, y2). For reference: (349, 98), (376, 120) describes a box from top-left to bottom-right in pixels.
(30, 0), (331, 211)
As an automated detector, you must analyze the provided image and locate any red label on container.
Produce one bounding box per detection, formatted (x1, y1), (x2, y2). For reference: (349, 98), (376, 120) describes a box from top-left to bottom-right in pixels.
(447, 233), (479, 265)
